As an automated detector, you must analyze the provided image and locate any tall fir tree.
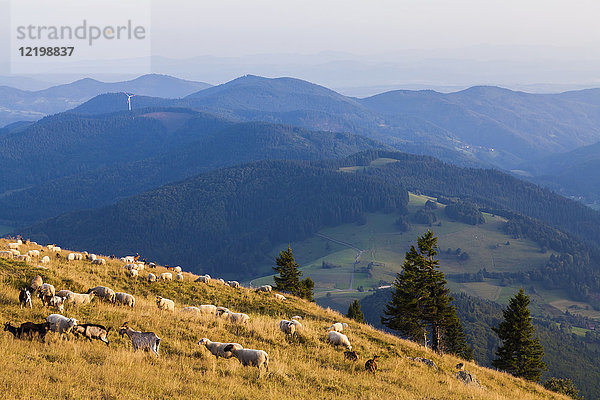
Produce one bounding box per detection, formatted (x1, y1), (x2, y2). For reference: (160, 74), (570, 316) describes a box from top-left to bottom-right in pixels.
(492, 288), (546, 381)
(347, 299), (365, 322)
(443, 308), (473, 360)
(382, 230), (456, 352)
(272, 246), (314, 301)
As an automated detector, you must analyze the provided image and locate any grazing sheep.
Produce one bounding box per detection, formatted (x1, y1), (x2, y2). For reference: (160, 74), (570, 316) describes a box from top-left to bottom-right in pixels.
(129, 269), (139, 278)
(91, 258), (106, 265)
(67, 253), (76, 261)
(9, 249), (20, 256)
(38, 283), (56, 306)
(56, 290), (73, 299)
(344, 351), (358, 361)
(8, 243), (19, 249)
(197, 305), (218, 315)
(47, 314), (78, 335)
(88, 254), (97, 261)
(182, 306), (201, 314)
(274, 293), (286, 300)
(255, 285), (272, 293)
(65, 292), (95, 306)
(226, 280), (240, 288)
(115, 292), (136, 308)
(291, 315), (302, 320)
(290, 319), (303, 330)
(73, 324), (110, 346)
(124, 263), (139, 271)
(48, 295), (65, 313)
(365, 355), (380, 373)
(0, 251), (13, 259)
(216, 306), (231, 316)
(40, 255), (50, 264)
(197, 338), (243, 359)
(148, 262), (156, 268)
(176, 273), (184, 281)
(119, 322), (160, 357)
(195, 275), (210, 283)
(278, 320), (296, 335)
(14, 255), (32, 263)
(19, 287), (32, 309)
(52, 246), (61, 253)
(147, 273), (156, 282)
(158, 272), (172, 281)
(221, 312), (250, 324)
(156, 296), (174, 311)
(87, 286), (116, 303)
(328, 331), (352, 350)
(30, 275), (43, 292)
(121, 256), (136, 263)
(26, 250), (40, 257)
(173, 266), (182, 273)
(223, 344), (269, 370)
(326, 322), (349, 332)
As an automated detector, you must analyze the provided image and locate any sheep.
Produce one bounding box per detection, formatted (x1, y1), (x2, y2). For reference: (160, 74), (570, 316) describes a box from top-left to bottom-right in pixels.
(9, 249), (20, 256)
(137, 263), (145, 271)
(19, 287), (32, 308)
(156, 296), (174, 311)
(291, 315), (302, 320)
(67, 253), (76, 261)
(47, 314), (78, 335)
(175, 273), (184, 281)
(197, 338), (243, 359)
(173, 266), (182, 273)
(48, 295), (65, 313)
(91, 258), (106, 265)
(124, 263), (139, 271)
(147, 273), (156, 282)
(16, 239), (22, 245)
(182, 306), (201, 314)
(119, 322), (160, 357)
(38, 283), (56, 306)
(115, 292), (135, 308)
(226, 280), (240, 288)
(121, 256), (136, 263)
(26, 250), (40, 257)
(328, 331), (352, 350)
(326, 322), (349, 332)
(216, 278), (225, 284)
(87, 286), (116, 303)
(158, 272), (172, 281)
(223, 344), (269, 370)
(40, 255), (50, 264)
(30, 275), (43, 292)
(73, 324), (110, 346)
(194, 275), (210, 283)
(278, 320), (296, 335)
(8, 243), (19, 249)
(14, 255), (32, 263)
(0, 251), (12, 259)
(255, 285), (272, 293)
(65, 292), (95, 306)
(198, 304), (218, 315)
(87, 254), (97, 261)
(128, 269), (139, 278)
(290, 319), (303, 330)
(274, 293), (286, 300)
(221, 312), (250, 324)
(216, 306), (231, 316)
(52, 246), (61, 253)
(56, 290), (73, 299)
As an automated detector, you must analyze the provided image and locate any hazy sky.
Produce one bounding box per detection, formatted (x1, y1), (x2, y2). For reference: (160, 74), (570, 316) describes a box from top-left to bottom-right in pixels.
(150, 0), (600, 57)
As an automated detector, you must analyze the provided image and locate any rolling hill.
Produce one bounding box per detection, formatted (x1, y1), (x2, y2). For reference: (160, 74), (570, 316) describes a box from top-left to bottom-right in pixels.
(0, 239), (565, 400)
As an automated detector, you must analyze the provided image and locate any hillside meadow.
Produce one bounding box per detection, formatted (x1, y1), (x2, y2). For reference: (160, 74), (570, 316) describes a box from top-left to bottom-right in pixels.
(0, 239), (566, 399)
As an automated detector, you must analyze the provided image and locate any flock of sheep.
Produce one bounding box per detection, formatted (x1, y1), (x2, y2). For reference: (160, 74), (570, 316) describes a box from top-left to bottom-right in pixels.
(2, 240), (366, 372)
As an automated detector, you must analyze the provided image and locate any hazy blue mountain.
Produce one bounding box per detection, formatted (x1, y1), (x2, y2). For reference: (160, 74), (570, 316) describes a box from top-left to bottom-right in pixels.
(0, 121), (387, 224)
(0, 74), (211, 126)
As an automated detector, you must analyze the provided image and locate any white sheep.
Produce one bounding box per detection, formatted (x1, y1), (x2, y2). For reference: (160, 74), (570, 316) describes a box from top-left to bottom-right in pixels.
(8, 242), (19, 249)
(216, 278), (225, 284)
(115, 292), (136, 308)
(38, 283), (56, 306)
(129, 269), (139, 278)
(197, 338), (243, 359)
(56, 290), (73, 299)
(226, 280), (240, 288)
(156, 296), (174, 311)
(65, 292), (95, 306)
(279, 320), (296, 335)
(147, 273), (157, 282)
(216, 306), (231, 316)
(91, 258), (106, 265)
(26, 250), (40, 257)
(40, 255), (50, 264)
(119, 322), (160, 357)
(14, 255), (32, 263)
(47, 314), (78, 335)
(67, 253), (76, 261)
(327, 322), (349, 332)
(223, 344), (269, 370)
(9, 249), (20, 256)
(195, 275), (210, 283)
(328, 331), (352, 350)
(158, 272), (172, 281)
(255, 285), (272, 293)
(30, 275), (43, 292)
(290, 319), (303, 330)
(176, 273), (184, 281)
(48, 295), (65, 313)
(0, 251), (12, 259)
(221, 312), (250, 324)
(274, 293), (286, 300)
(173, 266), (182, 273)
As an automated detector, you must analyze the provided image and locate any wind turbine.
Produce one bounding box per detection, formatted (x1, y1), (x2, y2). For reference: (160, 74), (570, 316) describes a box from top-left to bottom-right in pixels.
(123, 92), (136, 111)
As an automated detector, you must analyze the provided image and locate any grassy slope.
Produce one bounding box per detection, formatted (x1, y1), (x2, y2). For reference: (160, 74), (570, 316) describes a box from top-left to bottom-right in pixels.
(0, 239), (564, 400)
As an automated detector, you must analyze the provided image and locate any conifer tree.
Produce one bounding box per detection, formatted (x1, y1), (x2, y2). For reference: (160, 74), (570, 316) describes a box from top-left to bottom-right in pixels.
(272, 246), (313, 300)
(382, 230), (456, 352)
(443, 309), (473, 359)
(492, 288), (546, 381)
(347, 299), (365, 322)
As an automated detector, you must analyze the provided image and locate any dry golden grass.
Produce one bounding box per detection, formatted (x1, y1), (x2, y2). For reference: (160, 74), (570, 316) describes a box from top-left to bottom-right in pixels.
(0, 239), (567, 399)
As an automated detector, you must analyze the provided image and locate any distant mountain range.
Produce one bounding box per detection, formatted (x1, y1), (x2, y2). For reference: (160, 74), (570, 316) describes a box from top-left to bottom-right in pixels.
(0, 74), (211, 127)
